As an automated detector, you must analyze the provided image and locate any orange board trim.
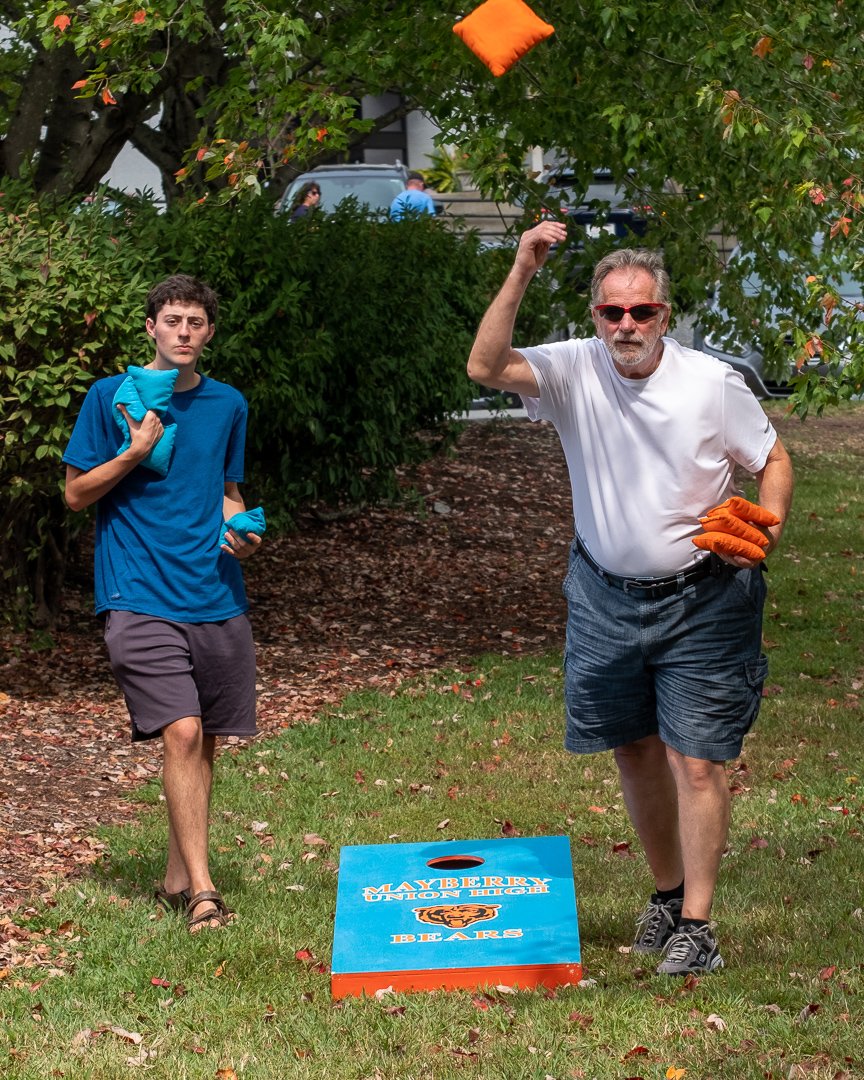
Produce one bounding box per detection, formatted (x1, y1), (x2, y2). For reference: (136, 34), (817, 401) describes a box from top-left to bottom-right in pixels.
(331, 960), (583, 999)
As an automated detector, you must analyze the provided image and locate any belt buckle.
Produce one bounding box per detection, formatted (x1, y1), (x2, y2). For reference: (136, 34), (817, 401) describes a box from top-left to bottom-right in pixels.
(622, 577), (655, 594)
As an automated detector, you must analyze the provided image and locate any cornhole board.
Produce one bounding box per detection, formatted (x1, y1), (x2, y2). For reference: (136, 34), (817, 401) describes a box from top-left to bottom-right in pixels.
(331, 835), (581, 998)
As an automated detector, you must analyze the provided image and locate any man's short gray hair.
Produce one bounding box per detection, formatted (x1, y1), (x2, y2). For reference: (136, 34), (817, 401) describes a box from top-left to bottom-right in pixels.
(591, 248), (670, 305)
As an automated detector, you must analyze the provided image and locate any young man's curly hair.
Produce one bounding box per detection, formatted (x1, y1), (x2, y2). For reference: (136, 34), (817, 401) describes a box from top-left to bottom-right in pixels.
(147, 275), (219, 325)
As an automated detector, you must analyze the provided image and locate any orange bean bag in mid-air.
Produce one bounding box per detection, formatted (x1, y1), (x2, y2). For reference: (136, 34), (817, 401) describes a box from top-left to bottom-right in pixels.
(453, 0), (555, 77)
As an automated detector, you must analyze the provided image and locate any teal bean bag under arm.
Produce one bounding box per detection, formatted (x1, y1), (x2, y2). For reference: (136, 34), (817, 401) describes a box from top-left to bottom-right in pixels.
(111, 365), (179, 477)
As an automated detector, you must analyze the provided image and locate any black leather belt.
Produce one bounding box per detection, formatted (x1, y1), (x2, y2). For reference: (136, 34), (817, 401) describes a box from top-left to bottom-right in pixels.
(574, 535), (725, 600)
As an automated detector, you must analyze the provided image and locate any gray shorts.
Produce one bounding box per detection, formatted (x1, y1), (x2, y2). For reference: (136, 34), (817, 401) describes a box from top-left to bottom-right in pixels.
(104, 610), (257, 742)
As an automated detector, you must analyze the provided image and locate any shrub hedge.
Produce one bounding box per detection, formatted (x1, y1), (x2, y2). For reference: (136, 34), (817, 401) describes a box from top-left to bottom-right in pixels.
(1, 192), (558, 626)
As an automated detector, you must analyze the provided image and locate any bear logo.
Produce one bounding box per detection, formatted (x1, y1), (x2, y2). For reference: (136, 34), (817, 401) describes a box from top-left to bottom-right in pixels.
(412, 903), (501, 928)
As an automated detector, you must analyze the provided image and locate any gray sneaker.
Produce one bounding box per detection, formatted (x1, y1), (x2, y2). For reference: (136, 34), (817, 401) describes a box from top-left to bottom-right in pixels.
(656, 924), (725, 975)
(632, 896), (683, 953)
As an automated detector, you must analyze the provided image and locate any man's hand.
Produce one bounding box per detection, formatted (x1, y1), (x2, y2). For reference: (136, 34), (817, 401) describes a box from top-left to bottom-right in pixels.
(117, 403), (164, 461)
(513, 220), (568, 278)
(220, 530), (262, 560)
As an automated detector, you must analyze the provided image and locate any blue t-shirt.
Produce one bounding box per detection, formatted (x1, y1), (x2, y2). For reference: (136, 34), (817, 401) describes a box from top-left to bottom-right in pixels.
(63, 373), (250, 622)
(389, 188), (436, 220)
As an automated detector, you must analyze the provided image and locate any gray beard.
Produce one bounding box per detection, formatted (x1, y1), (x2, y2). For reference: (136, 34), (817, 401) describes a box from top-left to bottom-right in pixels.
(607, 337), (658, 368)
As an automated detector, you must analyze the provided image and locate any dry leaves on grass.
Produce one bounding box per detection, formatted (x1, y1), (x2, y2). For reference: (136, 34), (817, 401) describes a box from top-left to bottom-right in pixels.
(0, 409), (857, 914)
(0, 422), (572, 909)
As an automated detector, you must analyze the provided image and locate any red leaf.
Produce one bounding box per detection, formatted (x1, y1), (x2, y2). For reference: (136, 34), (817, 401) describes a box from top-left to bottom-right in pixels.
(623, 1046), (650, 1059)
(752, 35), (773, 59)
(101, 87), (117, 105)
(568, 1010), (594, 1027)
(150, 977), (170, 988)
(132, 9), (146, 23)
(53, 14), (71, 31)
(820, 965), (836, 980)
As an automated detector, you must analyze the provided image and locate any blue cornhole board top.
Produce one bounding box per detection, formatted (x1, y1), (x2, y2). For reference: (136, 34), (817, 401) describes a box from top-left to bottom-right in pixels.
(332, 835), (580, 976)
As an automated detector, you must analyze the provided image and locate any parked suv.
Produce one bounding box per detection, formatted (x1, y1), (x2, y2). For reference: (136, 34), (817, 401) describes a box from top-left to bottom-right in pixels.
(692, 235), (862, 398)
(278, 163), (409, 216)
(530, 167), (673, 238)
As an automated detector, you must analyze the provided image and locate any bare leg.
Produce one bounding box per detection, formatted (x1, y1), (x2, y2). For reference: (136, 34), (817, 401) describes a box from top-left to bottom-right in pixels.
(163, 729), (215, 891)
(614, 734), (683, 891)
(161, 717), (221, 929)
(664, 748), (730, 921)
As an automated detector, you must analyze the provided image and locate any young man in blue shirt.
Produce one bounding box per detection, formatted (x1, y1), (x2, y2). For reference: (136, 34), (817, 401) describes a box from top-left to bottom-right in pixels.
(64, 275), (262, 932)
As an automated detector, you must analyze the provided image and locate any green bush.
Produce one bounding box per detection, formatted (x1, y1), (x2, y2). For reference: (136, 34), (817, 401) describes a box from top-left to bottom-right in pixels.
(147, 199), (559, 511)
(0, 195), (160, 625)
(1, 193), (558, 626)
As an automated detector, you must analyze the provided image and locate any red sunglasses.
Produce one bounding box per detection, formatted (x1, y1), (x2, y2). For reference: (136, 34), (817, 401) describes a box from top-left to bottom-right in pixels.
(593, 303), (668, 323)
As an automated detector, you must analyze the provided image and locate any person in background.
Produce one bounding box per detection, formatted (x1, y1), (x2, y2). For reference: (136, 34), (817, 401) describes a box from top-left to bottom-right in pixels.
(390, 172), (436, 220)
(290, 182), (321, 221)
(466, 223), (794, 976)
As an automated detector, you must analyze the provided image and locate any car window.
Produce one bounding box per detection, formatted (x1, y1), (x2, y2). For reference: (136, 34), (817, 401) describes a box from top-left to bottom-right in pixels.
(322, 178), (405, 210)
(545, 170), (629, 207)
(285, 175), (406, 213)
(736, 246), (860, 299)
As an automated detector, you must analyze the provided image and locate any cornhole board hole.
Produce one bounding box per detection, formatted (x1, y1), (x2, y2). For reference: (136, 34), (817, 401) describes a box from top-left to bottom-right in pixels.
(331, 835), (581, 998)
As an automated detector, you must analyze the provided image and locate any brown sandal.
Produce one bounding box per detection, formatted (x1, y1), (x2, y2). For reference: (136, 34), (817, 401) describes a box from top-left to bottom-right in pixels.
(155, 885), (190, 914)
(186, 890), (234, 931)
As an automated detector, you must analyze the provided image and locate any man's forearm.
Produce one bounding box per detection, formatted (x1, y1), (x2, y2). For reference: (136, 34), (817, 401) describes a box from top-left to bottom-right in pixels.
(65, 450), (147, 512)
(222, 488), (246, 521)
(756, 438), (794, 553)
(466, 267), (534, 385)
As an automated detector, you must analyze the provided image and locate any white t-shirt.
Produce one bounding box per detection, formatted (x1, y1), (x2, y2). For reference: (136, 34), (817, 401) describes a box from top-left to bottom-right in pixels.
(519, 336), (777, 577)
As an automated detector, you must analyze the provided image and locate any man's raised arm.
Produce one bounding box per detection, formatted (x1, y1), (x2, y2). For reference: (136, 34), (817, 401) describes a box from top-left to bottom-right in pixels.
(466, 220), (567, 398)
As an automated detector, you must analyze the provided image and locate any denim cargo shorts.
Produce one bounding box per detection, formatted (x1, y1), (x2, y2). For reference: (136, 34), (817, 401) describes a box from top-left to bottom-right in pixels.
(561, 540), (768, 761)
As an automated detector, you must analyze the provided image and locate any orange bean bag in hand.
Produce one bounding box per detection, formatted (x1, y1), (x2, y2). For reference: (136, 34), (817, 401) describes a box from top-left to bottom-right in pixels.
(692, 533), (767, 561)
(692, 496), (781, 562)
(707, 496), (780, 528)
(698, 511), (769, 549)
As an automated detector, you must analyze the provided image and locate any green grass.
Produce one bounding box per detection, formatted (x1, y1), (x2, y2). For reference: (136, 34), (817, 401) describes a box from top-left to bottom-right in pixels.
(3, 407), (864, 1079)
